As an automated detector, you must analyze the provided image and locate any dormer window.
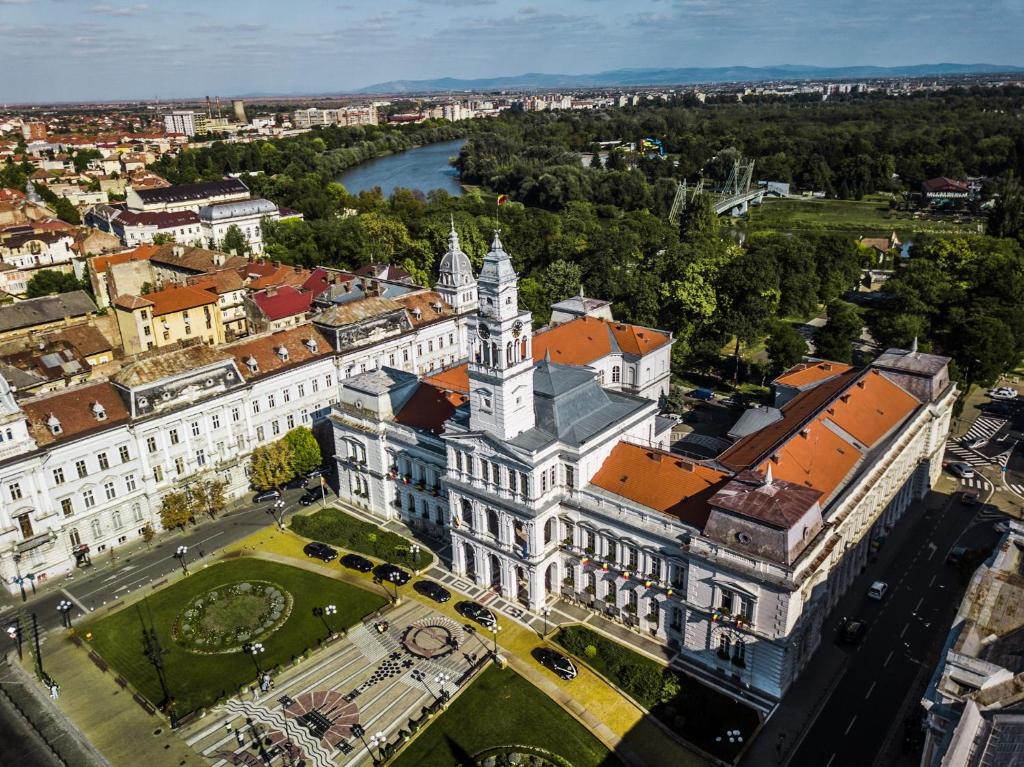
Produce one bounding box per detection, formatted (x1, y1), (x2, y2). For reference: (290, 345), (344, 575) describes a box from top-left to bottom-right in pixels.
(412, 308), (422, 320)
(92, 402), (107, 421)
(47, 414), (62, 435)
(277, 346), (289, 362)
(245, 356), (259, 374)
(303, 338), (318, 353)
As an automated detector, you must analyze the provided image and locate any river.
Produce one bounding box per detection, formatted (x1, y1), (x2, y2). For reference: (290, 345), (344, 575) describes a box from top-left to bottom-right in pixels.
(336, 138), (466, 197)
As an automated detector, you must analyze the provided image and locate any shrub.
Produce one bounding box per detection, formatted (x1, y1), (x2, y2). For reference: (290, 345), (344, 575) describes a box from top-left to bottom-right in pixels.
(584, 645), (597, 659)
(290, 508), (429, 568)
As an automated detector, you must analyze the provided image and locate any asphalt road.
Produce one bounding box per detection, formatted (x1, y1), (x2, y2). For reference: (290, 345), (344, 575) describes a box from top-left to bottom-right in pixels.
(786, 491), (1005, 767)
(0, 484), (323, 638)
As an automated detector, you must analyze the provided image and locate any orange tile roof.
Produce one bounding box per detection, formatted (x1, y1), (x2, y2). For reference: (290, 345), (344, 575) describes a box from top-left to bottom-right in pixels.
(395, 291), (456, 327)
(226, 324), (331, 381)
(422, 364), (469, 394)
(591, 442), (729, 528)
(774, 360), (852, 389)
(755, 419), (861, 500)
(145, 284), (218, 316)
(532, 316), (670, 366)
(91, 244), (159, 275)
(395, 382), (468, 433)
(825, 369), (920, 447)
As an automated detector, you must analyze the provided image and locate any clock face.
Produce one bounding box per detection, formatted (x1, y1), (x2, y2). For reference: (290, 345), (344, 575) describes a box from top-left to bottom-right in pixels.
(478, 323), (490, 339)
(512, 320), (524, 337)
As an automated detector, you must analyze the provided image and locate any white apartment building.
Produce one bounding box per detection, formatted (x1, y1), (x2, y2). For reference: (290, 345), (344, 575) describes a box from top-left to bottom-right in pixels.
(292, 106), (378, 129)
(198, 198), (279, 255)
(330, 232), (955, 703)
(163, 111), (208, 137)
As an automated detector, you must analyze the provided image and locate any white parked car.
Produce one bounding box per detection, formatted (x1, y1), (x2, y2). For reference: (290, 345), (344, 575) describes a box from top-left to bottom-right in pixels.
(947, 461), (975, 479)
(988, 387), (1019, 401)
(867, 581), (888, 600)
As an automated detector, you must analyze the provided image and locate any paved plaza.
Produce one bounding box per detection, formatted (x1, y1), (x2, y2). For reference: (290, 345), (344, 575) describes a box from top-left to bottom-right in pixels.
(182, 600), (480, 766)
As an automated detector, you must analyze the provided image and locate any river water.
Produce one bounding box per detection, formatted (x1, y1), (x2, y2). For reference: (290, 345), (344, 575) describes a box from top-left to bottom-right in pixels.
(336, 138), (466, 197)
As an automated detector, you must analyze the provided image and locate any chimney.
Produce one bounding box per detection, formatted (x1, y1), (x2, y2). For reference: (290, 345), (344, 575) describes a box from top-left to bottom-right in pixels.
(228, 248), (237, 257)
(265, 286), (277, 297)
(172, 245), (184, 257)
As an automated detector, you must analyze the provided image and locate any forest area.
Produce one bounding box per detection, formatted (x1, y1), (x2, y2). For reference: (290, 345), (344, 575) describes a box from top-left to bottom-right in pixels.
(142, 88), (1024, 395)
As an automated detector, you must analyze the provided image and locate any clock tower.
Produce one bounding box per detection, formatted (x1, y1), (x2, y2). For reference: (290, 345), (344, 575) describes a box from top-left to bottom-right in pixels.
(468, 232), (535, 440)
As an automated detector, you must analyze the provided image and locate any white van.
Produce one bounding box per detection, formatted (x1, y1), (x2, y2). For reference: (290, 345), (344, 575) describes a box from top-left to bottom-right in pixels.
(867, 581), (888, 600)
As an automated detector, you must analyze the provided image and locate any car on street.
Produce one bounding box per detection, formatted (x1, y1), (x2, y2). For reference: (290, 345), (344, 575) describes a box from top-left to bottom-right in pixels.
(946, 546), (968, 566)
(837, 617), (867, 644)
(253, 489), (281, 503)
(456, 600), (496, 628)
(965, 437), (988, 449)
(984, 401), (1016, 416)
(298, 490), (319, 506)
(946, 462), (975, 479)
(690, 387), (715, 401)
(306, 467), (327, 480)
(995, 521), (1011, 534)
(285, 475), (308, 490)
(961, 490), (980, 505)
(535, 647), (578, 680)
(988, 387), (1018, 401)
(303, 542), (338, 562)
(341, 553), (374, 572)
(867, 581), (888, 600)
(374, 563), (410, 586)
(414, 580), (451, 603)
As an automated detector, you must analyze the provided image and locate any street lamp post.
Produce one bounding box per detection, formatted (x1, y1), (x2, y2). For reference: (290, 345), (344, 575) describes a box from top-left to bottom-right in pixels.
(369, 731), (387, 762)
(242, 641), (265, 676)
(140, 612), (176, 727)
(174, 545), (189, 576)
(410, 544), (421, 571)
(489, 624), (502, 657)
(350, 724), (378, 765)
(56, 600), (73, 629)
(434, 672), (451, 704)
(540, 607), (551, 638)
(313, 604), (337, 637)
(11, 552), (25, 602)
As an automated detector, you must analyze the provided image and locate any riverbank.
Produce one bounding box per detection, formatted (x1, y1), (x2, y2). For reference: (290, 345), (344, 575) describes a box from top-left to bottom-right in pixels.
(336, 137), (466, 197)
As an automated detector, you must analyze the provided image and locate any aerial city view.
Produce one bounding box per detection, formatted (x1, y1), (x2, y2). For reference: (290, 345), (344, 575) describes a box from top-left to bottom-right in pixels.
(1, 1), (1023, 766)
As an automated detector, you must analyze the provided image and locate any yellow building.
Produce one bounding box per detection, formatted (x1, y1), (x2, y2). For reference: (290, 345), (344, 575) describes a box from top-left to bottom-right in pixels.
(113, 283), (225, 355)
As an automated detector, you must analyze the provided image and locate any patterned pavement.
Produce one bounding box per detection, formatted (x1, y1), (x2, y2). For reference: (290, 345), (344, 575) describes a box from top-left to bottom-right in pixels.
(182, 601), (477, 766)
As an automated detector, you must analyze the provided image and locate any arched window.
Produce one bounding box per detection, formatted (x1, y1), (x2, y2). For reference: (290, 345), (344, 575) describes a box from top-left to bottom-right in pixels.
(491, 342), (498, 368)
(612, 366), (621, 383)
(544, 517), (556, 544)
(487, 508), (500, 538)
(506, 342), (514, 366)
(628, 367), (636, 384)
(132, 503), (143, 522)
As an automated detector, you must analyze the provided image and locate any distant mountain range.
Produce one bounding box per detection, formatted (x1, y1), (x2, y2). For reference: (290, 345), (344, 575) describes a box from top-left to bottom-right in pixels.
(354, 63), (1024, 94)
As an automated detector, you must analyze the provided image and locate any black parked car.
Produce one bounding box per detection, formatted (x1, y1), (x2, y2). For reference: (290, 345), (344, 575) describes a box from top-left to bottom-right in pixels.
(299, 490), (319, 506)
(303, 542), (338, 562)
(414, 580), (451, 603)
(253, 489), (281, 503)
(535, 647), (578, 680)
(456, 600), (496, 628)
(374, 563), (410, 586)
(285, 475), (308, 490)
(341, 553), (374, 573)
(837, 617), (867, 645)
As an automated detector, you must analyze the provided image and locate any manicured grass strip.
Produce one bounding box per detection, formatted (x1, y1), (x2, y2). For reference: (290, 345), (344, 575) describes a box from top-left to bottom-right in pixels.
(556, 626), (760, 761)
(391, 665), (617, 767)
(291, 507), (432, 569)
(86, 558), (385, 714)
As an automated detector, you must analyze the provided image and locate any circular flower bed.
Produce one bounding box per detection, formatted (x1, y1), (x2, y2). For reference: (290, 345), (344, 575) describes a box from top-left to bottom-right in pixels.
(172, 580), (293, 654)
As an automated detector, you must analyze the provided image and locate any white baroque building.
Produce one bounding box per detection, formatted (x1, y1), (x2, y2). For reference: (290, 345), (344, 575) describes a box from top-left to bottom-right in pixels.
(330, 233), (955, 702)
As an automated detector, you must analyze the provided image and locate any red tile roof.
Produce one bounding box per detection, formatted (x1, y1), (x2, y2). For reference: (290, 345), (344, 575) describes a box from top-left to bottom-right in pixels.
(395, 382), (468, 433)
(591, 442), (729, 528)
(774, 360), (852, 389)
(533, 316), (670, 366)
(250, 286), (314, 321)
(91, 243), (159, 275)
(226, 325), (331, 380)
(423, 364), (470, 394)
(22, 382), (130, 447)
(143, 284), (217, 316)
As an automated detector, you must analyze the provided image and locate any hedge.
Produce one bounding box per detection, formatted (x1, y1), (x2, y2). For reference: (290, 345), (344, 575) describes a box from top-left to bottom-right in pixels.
(556, 625), (667, 709)
(290, 507), (432, 569)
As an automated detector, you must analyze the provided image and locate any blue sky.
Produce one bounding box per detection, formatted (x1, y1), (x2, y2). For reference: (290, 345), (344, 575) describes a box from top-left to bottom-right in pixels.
(1, 0), (1020, 103)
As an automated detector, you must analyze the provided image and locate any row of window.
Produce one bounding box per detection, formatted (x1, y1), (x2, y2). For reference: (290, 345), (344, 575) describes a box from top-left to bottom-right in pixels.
(453, 451), (532, 497)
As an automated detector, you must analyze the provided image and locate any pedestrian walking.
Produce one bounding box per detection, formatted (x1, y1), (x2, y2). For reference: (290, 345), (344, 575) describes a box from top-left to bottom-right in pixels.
(49, 683), (59, 700)
(260, 673), (270, 693)
(235, 729), (245, 747)
(252, 685), (259, 701)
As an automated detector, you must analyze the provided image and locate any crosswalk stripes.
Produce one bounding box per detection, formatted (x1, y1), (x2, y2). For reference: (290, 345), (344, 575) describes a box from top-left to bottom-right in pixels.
(962, 415), (1008, 443)
(959, 476), (992, 490)
(1009, 484), (1024, 498)
(945, 442), (991, 467)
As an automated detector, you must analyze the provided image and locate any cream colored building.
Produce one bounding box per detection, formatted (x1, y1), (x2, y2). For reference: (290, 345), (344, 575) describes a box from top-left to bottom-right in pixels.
(113, 283), (225, 355)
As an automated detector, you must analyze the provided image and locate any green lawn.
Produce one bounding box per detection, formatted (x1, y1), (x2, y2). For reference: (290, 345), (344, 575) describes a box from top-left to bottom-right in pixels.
(86, 558), (385, 714)
(291, 506), (433, 570)
(556, 626), (760, 762)
(737, 196), (976, 240)
(391, 666), (618, 767)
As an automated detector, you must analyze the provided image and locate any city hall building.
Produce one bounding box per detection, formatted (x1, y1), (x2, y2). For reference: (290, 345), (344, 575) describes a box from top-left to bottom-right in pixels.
(331, 230), (955, 701)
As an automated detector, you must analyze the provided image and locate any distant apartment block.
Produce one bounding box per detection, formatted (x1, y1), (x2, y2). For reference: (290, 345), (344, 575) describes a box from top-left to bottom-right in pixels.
(291, 105), (378, 129)
(163, 110), (209, 137)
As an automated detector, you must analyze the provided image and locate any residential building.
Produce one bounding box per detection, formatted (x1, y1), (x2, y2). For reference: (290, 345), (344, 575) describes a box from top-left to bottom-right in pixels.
(0, 291), (97, 344)
(188, 270), (248, 339)
(125, 178), (250, 214)
(329, 232), (955, 705)
(163, 111), (208, 137)
(291, 105), (378, 129)
(113, 283), (225, 355)
(245, 286), (315, 333)
(86, 205), (203, 247)
(21, 122), (47, 141)
(920, 521), (1024, 766)
(0, 226), (76, 270)
(921, 177), (972, 203)
(197, 198), (279, 255)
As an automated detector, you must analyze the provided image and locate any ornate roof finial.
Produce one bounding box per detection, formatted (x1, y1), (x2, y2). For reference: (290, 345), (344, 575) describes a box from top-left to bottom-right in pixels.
(544, 348), (552, 364)
(910, 336), (918, 354)
(448, 215), (459, 249)
(764, 464), (774, 486)
(491, 229), (503, 251)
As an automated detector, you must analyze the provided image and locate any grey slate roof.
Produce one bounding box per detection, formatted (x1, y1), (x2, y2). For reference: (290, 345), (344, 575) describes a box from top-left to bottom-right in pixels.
(728, 405), (783, 441)
(198, 198), (278, 222)
(0, 291), (97, 333)
(478, 232), (517, 287)
(134, 178), (248, 205)
(509, 359), (650, 450)
(873, 347), (950, 376)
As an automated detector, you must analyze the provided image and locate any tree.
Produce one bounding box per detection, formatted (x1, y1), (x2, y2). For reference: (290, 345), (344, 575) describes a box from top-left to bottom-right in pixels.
(987, 174), (1024, 243)
(220, 224), (250, 255)
(766, 322), (808, 373)
(814, 300), (862, 363)
(677, 192), (719, 243)
(158, 491), (194, 531)
(543, 259), (583, 304)
(52, 197), (80, 225)
(25, 270), (83, 298)
(72, 148), (102, 174)
(152, 233), (175, 245)
(249, 442), (294, 491)
(283, 427), (322, 476)
(717, 250), (781, 379)
(189, 478), (227, 519)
